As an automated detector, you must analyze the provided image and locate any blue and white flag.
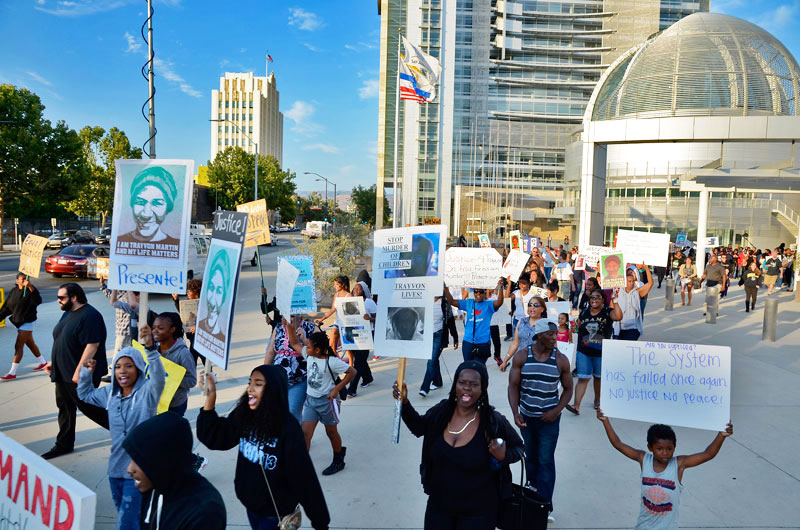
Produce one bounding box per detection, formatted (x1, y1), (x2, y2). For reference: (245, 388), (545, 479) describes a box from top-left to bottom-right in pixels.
(400, 36), (442, 104)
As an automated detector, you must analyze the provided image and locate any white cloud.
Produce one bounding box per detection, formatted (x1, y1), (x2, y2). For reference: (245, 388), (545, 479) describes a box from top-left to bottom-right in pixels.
(154, 57), (202, 98)
(288, 8), (323, 31)
(303, 42), (322, 52)
(303, 143), (341, 154)
(751, 3), (799, 32)
(26, 71), (53, 86)
(36, 0), (131, 16)
(358, 79), (379, 100)
(285, 101), (323, 136)
(710, 0), (745, 13)
(339, 164), (356, 176)
(123, 32), (142, 53)
(345, 42), (378, 52)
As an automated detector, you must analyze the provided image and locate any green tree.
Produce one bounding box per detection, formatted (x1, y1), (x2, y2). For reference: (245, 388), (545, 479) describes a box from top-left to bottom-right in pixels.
(206, 147), (297, 222)
(65, 126), (142, 226)
(0, 84), (89, 247)
(351, 184), (390, 226)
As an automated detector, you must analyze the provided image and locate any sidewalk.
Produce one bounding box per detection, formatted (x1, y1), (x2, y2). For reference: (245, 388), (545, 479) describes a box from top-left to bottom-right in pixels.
(0, 267), (797, 529)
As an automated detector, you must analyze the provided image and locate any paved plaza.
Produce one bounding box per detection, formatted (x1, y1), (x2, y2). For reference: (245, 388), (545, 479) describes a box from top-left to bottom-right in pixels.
(0, 251), (798, 529)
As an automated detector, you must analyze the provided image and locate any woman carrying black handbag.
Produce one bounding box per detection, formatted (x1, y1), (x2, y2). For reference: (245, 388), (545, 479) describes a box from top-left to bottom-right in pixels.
(393, 361), (524, 529)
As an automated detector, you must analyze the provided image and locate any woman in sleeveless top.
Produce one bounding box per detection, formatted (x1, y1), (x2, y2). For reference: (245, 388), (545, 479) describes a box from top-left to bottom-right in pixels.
(499, 295), (548, 372)
(265, 315), (318, 423)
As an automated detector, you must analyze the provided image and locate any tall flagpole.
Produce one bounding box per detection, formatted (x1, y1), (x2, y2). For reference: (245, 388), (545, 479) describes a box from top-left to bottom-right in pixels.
(392, 28), (402, 229)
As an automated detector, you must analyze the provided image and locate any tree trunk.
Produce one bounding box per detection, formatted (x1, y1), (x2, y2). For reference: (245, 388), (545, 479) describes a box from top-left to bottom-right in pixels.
(0, 184), (5, 251)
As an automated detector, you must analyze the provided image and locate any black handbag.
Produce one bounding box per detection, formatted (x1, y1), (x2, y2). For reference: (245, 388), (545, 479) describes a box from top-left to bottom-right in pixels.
(497, 458), (551, 530)
(326, 357), (348, 401)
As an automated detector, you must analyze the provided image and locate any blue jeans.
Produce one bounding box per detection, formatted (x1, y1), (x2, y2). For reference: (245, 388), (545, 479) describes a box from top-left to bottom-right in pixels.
(288, 380), (307, 424)
(109, 477), (142, 530)
(544, 266), (553, 283)
(247, 510), (279, 530)
(421, 330), (444, 393)
(519, 414), (561, 504)
(462, 341), (490, 364)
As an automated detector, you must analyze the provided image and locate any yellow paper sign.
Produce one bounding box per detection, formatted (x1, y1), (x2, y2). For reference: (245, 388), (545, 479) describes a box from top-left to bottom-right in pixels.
(132, 340), (188, 414)
(236, 198), (271, 247)
(87, 257), (110, 279)
(0, 288), (5, 328)
(19, 234), (49, 278)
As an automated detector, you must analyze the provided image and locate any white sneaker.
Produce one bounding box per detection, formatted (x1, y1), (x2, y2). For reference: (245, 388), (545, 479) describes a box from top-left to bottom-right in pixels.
(547, 512), (555, 524)
(430, 384), (440, 391)
(419, 389), (428, 397)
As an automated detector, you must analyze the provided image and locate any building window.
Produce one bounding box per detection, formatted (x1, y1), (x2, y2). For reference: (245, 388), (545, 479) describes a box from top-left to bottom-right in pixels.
(250, 114), (254, 120)
(249, 126), (253, 133)
(418, 197), (435, 210)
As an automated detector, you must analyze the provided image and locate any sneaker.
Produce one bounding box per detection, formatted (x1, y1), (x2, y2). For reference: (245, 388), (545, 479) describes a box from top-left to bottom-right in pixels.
(419, 389), (428, 397)
(192, 454), (208, 472)
(547, 513), (555, 524)
(373, 356), (381, 361)
(42, 446), (72, 460)
(494, 357), (503, 367)
(503, 336), (513, 342)
(1, 374), (16, 381)
(347, 391), (357, 398)
(430, 384), (440, 391)
(360, 381), (372, 388)
(33, 362), (48, 372)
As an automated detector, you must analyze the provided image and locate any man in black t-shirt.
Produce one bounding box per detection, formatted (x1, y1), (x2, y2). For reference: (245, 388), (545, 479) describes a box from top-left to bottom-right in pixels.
(42, 283), (109, 459)
(763, 248), (782, 295)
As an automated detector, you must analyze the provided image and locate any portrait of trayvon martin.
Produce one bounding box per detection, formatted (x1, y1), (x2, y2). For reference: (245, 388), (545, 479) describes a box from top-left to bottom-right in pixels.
(116, 166), (181, 250)
(198, 249), (233, 343)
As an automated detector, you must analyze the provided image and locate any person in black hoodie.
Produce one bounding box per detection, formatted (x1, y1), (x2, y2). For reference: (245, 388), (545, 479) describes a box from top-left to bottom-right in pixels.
(197, 365), (330, 530)
(393, 360), (524, 529)
(122, 411), (226, 529)
(0, 273), (47, 379)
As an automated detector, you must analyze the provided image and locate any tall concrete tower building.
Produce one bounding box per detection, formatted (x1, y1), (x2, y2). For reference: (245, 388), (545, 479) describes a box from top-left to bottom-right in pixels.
(211, 68), (283, 166)
(375, 0), (707, 237)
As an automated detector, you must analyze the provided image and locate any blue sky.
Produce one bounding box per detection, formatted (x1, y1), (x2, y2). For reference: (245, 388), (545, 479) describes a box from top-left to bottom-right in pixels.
(2, 0), (800, 196)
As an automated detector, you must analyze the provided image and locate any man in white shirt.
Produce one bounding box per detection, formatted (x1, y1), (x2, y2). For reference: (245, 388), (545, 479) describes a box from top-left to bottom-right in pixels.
(554, 251), (575, 301)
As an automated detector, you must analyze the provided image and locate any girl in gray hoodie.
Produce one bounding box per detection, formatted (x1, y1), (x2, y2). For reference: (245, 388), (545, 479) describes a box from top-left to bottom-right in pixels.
(78, 327), (165, 530)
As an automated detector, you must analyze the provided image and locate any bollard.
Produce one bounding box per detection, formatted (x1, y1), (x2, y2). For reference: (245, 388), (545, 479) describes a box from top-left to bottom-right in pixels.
(705, 285), (720, 324)
(665, 278), (675, 311)
(762, 298), (778, 342)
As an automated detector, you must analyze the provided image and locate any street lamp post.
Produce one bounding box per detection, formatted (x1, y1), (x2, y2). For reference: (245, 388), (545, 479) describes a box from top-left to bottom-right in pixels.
(304, 172), (336, 226)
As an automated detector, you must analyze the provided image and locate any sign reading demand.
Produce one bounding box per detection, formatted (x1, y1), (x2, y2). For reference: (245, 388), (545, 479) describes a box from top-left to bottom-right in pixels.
(600, 339), (731, 431)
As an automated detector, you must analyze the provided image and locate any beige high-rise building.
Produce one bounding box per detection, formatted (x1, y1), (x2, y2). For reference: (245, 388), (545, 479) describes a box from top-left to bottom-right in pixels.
(211, 69), (283, 166)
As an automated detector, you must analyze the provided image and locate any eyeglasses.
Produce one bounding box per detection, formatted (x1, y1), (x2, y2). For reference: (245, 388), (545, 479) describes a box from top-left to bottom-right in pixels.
(57, 295), (68, 300)
(528, 302), (542, 308)
(589, 295), (603, 300)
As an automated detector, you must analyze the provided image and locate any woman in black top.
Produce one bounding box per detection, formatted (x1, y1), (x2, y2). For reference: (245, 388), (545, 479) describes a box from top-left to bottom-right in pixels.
(0, 273), (46, 380)
(393, 361), (523, 529)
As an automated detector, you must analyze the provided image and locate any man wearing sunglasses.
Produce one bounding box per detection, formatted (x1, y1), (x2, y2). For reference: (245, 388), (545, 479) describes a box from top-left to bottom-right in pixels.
(41, 283), (109, 459)
(444, 278), (507, 364)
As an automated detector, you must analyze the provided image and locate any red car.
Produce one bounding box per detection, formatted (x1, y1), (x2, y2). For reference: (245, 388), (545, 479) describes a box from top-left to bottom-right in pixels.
(45, 245), (109, 277)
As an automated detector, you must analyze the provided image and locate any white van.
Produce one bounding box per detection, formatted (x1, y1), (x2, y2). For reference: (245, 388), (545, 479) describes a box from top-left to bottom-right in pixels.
(302, 221), (331, 238)
(186, 224), (259, 280)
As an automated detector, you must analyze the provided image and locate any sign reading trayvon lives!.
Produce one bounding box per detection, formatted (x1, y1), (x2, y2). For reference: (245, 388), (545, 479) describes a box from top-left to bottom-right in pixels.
(19, 234), (49, 277)
(372, 225), (447, 360)
(616, 229), (670, 268)
(194, 211), (248, 370)
(108, 159), (194, 294)
(444, 247), (503, 288)
(236, 198), (272, 247)
(601, 339), (731, 431)
(0, 430), (97, 529)
(335, 296), (374, 351)
(277, 255), (317, 314)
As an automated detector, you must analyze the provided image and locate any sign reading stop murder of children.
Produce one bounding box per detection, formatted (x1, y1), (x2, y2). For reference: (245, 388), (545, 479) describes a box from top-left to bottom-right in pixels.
(600, 339), (731, 431)
(0, 431), (96, 529)
(444, 247), (503, 289)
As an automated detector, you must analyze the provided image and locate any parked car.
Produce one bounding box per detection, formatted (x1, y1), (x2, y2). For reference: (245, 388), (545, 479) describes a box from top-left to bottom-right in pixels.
(46, 230), (95, 249)
(94, 227), (112, 245)
(45, 245), (109, 277)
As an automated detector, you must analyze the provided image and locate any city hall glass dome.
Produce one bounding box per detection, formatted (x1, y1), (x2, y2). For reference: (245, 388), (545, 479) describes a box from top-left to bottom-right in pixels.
(591, 12), (800, 121)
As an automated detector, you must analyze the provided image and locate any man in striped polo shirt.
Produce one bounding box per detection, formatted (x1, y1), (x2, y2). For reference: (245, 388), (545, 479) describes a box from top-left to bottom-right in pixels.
(508, 319), (573, 521)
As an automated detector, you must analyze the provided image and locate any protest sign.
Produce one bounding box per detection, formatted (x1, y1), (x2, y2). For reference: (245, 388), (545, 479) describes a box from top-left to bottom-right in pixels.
(675, 232), (688, 248)
(579, 245), (606, 268)
(278, 255), (317, 314)
(0, 430), (96, 529)
(372, 225), (446, 359)
(19, 234), (49, 278)
(87, 257), (110, 279)
(600, 339), (731, 431)
(532, 286), (549, 297)
(509, 230), (521, 250)
(132, 340), (187, 414)
(236, 198), (271, 247)
(478, 234), (491, 248)
(444, 247), (503, 288)
(501, 249), (530, 282)
(194, 211), (248, 370)
(557, 340), (576, 364)
(574, 255), (586, 271)
(704, 236), (720, 247)
(546, 301), (571, 325)
(599, 249), (625, 288)
(335, 296), (374, 350)
(616, 229), (670, 268)
(179, 299), (199, 331)
(276, 259), (301, 318)
(108, 159), (194, 294)
(531, 237), (540, 250)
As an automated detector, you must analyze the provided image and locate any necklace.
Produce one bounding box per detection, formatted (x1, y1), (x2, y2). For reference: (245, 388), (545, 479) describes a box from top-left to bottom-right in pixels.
(447, 411), (478, 435)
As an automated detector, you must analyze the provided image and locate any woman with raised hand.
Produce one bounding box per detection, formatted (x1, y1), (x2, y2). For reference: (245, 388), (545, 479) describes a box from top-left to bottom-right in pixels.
(499, 295), (548, 372)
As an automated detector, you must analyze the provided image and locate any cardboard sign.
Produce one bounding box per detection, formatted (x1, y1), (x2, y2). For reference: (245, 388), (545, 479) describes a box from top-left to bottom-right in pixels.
(704, 237), (720, 247)
(509, 230), (521, 251)
(236, 198), (271, 247)
(545, 301), (571, 325)
(179, 299), (199, 331)
(0, 430), (96, 529)
(19, 234), (49, 278)
(557, 340), (576, 362)
(87, 257), (110, 279)
(444, 247), (503, 288)
(616, 229), (670, 268)
(579, 245), (607, 268)
(335, 297), (374, 350)
(600, 339), (731, 431)
(574, 255), (586, 271)
(599, 249), (625, 288)
(501, 249), (530, 282)
(532, 286), (549, 297)
(478, 234), (491, 248)
(194, 211), (248, 370)
(276, 260), (300, 318)
(132, 340), (188, 415)
(277, 255), (317, 314)
(108, 159), (194, 294)
(372, 225), (446, 360)
(675, 232), (687, 248)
